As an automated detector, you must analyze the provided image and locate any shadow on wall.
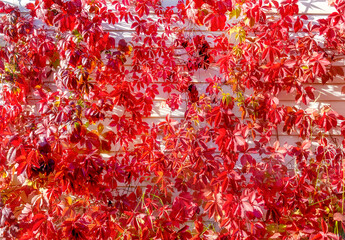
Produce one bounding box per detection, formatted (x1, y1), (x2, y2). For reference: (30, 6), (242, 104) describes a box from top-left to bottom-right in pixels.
(162, 0), (334, 14)
(161, 0), (183, 8)
(278, 84), (345, 116)
(298, 0), (335, 14)
(8, 0), (32, 12)
(1, 0), (35, 12)
(315, 85), (345, 115)
(7, 0), (336, 14)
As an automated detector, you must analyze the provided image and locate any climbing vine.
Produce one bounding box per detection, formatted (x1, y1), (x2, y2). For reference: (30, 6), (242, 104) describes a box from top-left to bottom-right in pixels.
(1, 0), (345, 239)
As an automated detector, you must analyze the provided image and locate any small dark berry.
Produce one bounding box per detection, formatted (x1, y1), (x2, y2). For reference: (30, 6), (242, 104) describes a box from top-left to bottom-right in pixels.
(37, 138), (51, 154)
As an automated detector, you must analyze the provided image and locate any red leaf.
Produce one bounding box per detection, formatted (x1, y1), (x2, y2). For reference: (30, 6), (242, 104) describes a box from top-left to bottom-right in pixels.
(9, 135), (22, 147)
(6, 147), (17, 163)
(321, 218), (328, 233)
(341, 86), (345, 94)
(32, 213), (46, 231)
(195, 219), (203, 233)
(27, 150), (39, 168)
(294, 16), (303, 32)
(16, 160), (27, 175)
(311, 233), (323, 240)
(214, 111), (222, 127)
(204, 12), (227, 31)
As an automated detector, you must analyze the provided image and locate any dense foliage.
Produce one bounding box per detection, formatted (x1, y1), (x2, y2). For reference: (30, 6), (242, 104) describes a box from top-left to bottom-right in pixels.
(1, 0), (345, 239)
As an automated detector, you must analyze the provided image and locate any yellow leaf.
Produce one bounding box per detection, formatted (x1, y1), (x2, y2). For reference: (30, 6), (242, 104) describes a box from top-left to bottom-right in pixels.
(229, 6), (241, 19)
(126, 45), (133, 55)
(66, 196), (72, 205)
(27, 180), (33, 186)
(97, 123), (104, 134)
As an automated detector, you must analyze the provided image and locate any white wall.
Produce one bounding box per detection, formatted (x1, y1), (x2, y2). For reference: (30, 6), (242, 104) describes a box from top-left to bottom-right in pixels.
(6, 0), (343, 157)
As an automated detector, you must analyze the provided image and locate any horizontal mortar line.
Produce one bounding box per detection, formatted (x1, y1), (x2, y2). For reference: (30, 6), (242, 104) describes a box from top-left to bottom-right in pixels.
(101, 28), (335, 35)
(40, 28), (222, 34)
(91, 131), (345, 138)
(16, 113), (187, 120)
(291, 99), (345, 103)
(16, 9), (334, 16)
(19, 113), (345, 130)
(49, 63), (345, 68)
(19, 117), (345, 137)
(8, 28), (343, 45)
(96, 146), (339, 154)
(2, 36), (343, 56)
(27, 23), (218, 33)
(11, 17), (335, 34)
(24, 114), (345, 136)
(26, 95), (345, 103)
(102, 25), (336, 33)
(104, 29), (222, 33)
(37, 79), (345, 85)
(23, 111), (345, 135)
(1, 39), (341, 55)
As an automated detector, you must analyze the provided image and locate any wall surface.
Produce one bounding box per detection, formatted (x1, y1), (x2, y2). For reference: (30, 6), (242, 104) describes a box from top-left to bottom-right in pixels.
(7, 0), (344, 160)
(1, 0), (344, 238)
